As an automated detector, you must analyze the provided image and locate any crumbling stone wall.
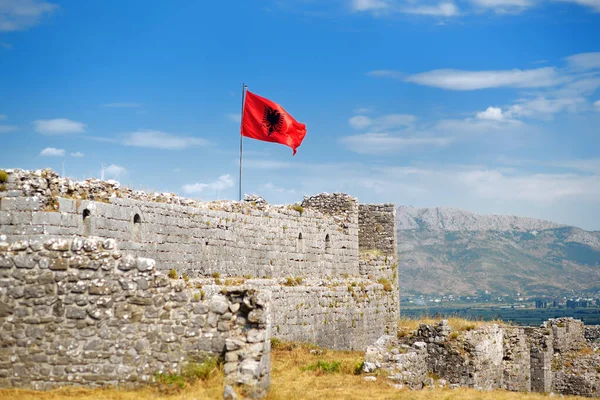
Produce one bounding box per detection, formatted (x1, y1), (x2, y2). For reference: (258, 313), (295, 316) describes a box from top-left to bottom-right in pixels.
(546, 318), (586, 352)
(0, 237), (271, 395)
(364, 318), (599, 397)
(525, 326), (554, 393)
(502, 326), (531, 392)
(358, 204), (397, 257)
(585, 326), (600, 343)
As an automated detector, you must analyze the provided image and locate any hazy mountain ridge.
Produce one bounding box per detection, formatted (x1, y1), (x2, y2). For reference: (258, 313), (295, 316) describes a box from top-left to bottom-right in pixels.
(397, 206), (600, 296)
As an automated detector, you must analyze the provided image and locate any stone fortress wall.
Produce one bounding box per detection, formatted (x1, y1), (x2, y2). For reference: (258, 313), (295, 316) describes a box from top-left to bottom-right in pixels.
(0, 168), (399, 393)
(0, 237), (271, 395)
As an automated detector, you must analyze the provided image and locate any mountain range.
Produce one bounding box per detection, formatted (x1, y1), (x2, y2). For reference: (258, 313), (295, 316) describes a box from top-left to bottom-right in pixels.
(396, 206), (600, 297)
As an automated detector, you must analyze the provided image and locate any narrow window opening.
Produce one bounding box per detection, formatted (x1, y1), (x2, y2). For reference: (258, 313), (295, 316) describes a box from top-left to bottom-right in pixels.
(325, 234), (331, 253)
(82, 209), (91, 236)
(133, 214), (142, 242)
(297, 232), (304, 253)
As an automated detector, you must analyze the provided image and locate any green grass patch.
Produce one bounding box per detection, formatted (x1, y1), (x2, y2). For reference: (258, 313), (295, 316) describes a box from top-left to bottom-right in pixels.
(302, 360), (341, 374)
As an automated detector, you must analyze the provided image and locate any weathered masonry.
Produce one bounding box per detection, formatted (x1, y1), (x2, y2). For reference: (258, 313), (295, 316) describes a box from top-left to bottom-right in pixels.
(0, 168), (399, 391)
(0, 237), (271, 395)
(365, 318), (600, 397)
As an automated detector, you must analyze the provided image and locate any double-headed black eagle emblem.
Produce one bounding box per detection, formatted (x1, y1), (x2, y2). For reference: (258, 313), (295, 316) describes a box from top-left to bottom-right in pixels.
(262, 106), (284, 136)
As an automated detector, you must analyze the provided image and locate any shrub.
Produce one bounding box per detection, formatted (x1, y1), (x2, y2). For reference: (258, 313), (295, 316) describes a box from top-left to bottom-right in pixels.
(303, 360), (341, 374)
(295, 277), (303, 285)
(377, 278), (392, 292)
(290, 204), (304, 215)
(212, 272), (220, 279)
(0, 184), (6, 192)
(354, 361), (364, 375)
(182, 273), (190, 282)
(168, 269), (178, 279)
(284, 277), (295, 286)
(0, 170), (7, 183)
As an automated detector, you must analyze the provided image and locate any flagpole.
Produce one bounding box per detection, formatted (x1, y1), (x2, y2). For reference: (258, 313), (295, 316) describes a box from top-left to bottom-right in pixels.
(239, 82), (247, 201)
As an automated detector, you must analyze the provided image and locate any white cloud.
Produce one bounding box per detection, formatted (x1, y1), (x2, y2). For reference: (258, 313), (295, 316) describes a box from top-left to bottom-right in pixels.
(349, 113), (416, 130)
(351, 0), (390, 12)
(349, 115), (372, 129)
(402, 67), (563, 90)
(564, 52), (600, 70)
(469, 0), (534, 13)
(476, 106), (506, 121)
(70, 151), (84, 158)
(403, 2), (460, 16)
(101, 102), (141, 108)
(341, 133), (451, 154)
(103, 164), (126, 179)
(40, 147), (64, 157)
(182, 174), (234, 194)
(123, 130), (208, 150)
(0, 0), (58, 32)
(594, 100), (600, 111)
(33, 118), (87, 135)
(507, 96), (586, 118)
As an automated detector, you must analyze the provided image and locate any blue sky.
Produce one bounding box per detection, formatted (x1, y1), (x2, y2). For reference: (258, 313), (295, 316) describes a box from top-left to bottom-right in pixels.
(1, 0), (599, 229)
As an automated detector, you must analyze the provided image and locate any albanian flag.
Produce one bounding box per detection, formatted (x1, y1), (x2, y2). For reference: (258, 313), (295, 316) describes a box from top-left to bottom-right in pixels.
(241, 90), (307, 155)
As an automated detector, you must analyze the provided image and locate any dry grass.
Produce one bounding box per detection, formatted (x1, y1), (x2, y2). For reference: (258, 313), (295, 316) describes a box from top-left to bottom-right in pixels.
(398, 316), (504, 337)
(0, 338), (589, 400)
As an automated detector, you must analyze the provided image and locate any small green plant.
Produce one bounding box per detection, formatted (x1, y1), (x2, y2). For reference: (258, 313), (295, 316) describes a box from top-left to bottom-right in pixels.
(212, 272), (220, 279)
(182, 273), (190, 282)
(214, 278), (222, 285)
(596, 365), (600, 374)
(354, 361), (364, 375)
(168, 269), (178, 279)
(302, 360), (341, 374)
(0, 184), (6, 192)
(193, 293), (200, 301)
(290, 204), (304, 215)
(449, 331), (460, 340)
(295, 277), (303, 285)
(0, 170), (7, 183)
(271, 337), (283, 349)
(285, 277), (295, 286)
(283, 225), (288, 231)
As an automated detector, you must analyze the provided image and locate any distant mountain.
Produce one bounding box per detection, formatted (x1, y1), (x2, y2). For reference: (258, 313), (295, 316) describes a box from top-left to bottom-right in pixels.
(397, 206), (600, 296)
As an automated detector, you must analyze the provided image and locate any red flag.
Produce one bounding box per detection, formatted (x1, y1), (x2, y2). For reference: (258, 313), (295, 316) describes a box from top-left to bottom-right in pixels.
(241, 90), (307, 155)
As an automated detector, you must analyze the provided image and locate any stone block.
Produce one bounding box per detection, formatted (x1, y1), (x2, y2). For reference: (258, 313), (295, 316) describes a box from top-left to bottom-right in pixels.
(58, 198), (77, 214)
